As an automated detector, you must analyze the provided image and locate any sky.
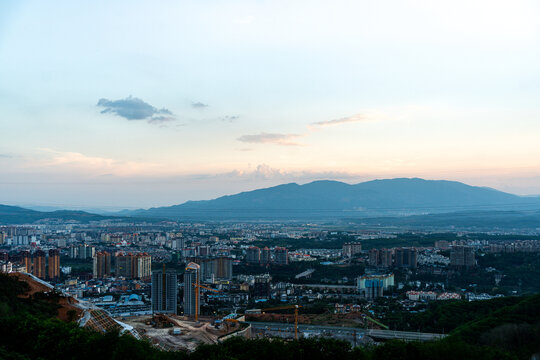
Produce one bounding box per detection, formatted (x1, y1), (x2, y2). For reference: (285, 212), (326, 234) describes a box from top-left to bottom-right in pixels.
(1, 0), (540, 209)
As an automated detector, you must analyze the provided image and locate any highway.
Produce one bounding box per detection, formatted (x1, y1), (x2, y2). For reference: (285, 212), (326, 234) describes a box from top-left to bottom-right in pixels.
(247, 321), (446, 343)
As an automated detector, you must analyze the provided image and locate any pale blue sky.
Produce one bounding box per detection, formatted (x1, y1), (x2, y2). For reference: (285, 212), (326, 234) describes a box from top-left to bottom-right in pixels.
(1, 0), (540, 208)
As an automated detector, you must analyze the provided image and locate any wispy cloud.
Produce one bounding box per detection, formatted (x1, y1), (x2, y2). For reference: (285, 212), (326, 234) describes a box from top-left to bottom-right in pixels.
(238, 113), (368, 147)
(220, 115), (240, 122)
(237, 132), (302, 146)
(97, 96), (175, 123)
(38, 148), (164, 176)
(191, 101), (208, 109)
(311, 114), (366, 128)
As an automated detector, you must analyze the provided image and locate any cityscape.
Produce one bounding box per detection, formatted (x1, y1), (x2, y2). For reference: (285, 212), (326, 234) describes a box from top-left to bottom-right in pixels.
(1, 216), (539, 357)
(1, 1), (540, 359)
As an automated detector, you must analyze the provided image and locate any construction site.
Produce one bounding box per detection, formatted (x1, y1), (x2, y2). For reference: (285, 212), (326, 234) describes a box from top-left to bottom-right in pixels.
(122, 314), (249, 352)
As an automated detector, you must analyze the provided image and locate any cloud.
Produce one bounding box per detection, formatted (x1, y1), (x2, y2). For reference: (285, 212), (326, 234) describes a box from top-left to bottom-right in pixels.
(220, 115), (240, 122)
(97, 96), (175, 123)
(37, 148), (164, 177)
(191, 101), (208, 109)
(224, 164), (285, 180)
(216, 164), (368, 183)
(238, 113), (367, 148)
(237, 132), (302, 146)
(311, 114), (367, 128)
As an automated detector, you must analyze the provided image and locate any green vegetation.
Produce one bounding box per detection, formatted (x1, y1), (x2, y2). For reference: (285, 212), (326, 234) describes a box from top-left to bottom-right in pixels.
(61, 257), (93, 276)
(380, 294), (540, 358)
(478, 252), (540, 293)
(410, 252), (540, 294)
(1, 273), (539, 359)
(382, 296), (523, 332)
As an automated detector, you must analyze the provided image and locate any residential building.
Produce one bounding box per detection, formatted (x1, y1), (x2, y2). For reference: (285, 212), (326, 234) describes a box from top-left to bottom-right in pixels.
(48, 249), (60, 280)
(450, 246), (475, 268)
(260, 247), (271, 264)
(357, 274), (394, 299)
(273, 247), (289, 265)
(33, 250), (46, 279)
(115, 252), (151, 280)
(342, 242), (362, 258)
(246, 246), (261, 263)
(394, 248), (418, 269)
(93, 251), (112, 278)
(183, 268), (197, 316)
(21, 251), (32, 273)
(151, 269), (178, 314)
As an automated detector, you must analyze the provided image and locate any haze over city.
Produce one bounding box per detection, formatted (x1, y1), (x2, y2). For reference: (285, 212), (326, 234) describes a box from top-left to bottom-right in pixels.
(2, 0), (540, 208)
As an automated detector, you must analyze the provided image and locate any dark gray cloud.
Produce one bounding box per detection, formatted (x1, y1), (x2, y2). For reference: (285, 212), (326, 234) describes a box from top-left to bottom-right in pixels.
(97, 96), (175, 123)
(191, 101), (208, 109)
(237, 132), (301, 146)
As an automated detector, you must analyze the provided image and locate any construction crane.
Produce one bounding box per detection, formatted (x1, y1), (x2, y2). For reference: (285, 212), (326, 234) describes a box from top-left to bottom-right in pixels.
(192, 283), (219, 322)
(261, 305), (302, 340)
(195, 283), (220, 293)
(185, 262), (220, 322)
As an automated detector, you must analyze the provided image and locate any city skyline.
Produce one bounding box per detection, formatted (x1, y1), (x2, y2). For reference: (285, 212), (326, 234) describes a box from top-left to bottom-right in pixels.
(2, 0), (540, 208)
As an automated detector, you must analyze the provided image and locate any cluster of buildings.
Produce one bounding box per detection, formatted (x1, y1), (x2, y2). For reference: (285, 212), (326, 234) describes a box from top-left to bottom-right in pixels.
(366, 245), (476, 270)
(93, 251), (151, 280)
(2, 222), (538, 324)
(0, 250), (60, 280)
(245, 246), (289, 265)
(342, 242), (363, 258)
(449, 246), (476, 268)
(368, 248), (418, 269)
(184, 256), (233, 282)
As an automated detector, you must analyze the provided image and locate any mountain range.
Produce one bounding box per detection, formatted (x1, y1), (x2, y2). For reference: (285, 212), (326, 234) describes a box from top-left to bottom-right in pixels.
(119, 178), (540, 220)
(2, 178), (540, 226)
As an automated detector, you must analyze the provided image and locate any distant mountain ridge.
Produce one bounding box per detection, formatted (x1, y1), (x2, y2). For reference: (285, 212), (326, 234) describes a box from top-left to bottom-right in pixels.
(2, 178), (540, 227)
(0, 204), (158, 225)
(120, 178), (540, 220)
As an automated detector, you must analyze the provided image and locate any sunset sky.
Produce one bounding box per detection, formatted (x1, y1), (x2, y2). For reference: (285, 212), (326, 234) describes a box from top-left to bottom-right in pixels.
(1, 0), (540, 209)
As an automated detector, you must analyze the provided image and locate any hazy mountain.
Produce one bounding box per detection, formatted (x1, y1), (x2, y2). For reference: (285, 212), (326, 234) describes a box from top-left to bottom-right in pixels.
(121, 178), (540, 220)
(0, 204), (154, 225)
(4, 178), (540, 225)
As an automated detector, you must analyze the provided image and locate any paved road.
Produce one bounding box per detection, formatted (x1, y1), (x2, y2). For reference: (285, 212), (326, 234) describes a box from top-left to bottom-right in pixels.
(247, 321), (445, 342)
